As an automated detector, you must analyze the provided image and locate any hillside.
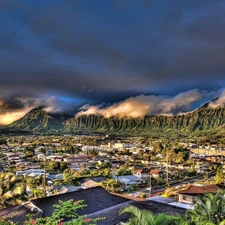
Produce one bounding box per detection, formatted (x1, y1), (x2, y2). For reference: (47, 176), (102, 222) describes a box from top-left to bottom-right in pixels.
(4, 100), (225, 137)
(8, 107), (68, 132)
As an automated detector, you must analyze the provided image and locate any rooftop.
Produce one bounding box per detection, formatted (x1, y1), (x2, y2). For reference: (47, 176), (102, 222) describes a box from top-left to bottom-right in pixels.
(177, 184), (221, 195)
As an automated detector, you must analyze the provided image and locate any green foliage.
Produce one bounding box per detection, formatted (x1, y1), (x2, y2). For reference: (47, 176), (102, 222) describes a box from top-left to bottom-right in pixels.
(186, 190), (225, 225)
(213, 167), (225, 184)
(117, 166), (132, 176)
(0, 172), (27, 209)
(100, 178), (125, 193)
(0, 138), (7, 145)
(120, 190), (225, 225)
(24, 146), (35, 158)
(63, 169), (79, 185)
(47, 161), (68, 173)
(119, 205), (185, 225)
(96, 161), (111, 169)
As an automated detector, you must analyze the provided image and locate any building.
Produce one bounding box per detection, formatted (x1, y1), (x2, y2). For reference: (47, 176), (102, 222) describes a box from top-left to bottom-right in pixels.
(133, 168), (150, 181)
(150, 169), (164, 178)
(64, 155), (92, 164)
(176, 184), (221, 205)
(0, 186), (186, 225)
(81, 177), (107, 189)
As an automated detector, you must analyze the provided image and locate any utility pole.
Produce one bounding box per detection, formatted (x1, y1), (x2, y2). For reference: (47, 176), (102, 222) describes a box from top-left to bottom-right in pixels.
(164, 140), (170, 187)
(43, 144), (47, 197)
(166, 149), (169, 186)
(149, 173), (152, 198)
(148, 156), (152, 197)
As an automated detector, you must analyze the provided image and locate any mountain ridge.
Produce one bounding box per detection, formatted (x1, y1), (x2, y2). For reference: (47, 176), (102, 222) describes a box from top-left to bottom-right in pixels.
(4, 100), (225, 137)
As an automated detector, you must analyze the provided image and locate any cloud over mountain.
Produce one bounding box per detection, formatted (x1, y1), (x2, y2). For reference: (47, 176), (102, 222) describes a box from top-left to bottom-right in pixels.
(209, 89), (225, 108)
(76, 89), (220, 118)
(0, 96), (76, 125)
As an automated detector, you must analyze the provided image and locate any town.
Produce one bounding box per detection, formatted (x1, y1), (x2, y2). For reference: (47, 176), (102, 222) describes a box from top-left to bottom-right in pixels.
(1, 134), (225, 224)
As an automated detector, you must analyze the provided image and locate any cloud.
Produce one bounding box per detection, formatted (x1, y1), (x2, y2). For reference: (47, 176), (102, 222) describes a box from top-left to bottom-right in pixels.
(0, 88), (222, 125)
(0, 110), (30, 125)
(0, 96), (76, 125)
(35, 96), (77, 114)
(209, 89), (225, 108)
(0, 0), (225, 121)
(76, 89), (217, 118)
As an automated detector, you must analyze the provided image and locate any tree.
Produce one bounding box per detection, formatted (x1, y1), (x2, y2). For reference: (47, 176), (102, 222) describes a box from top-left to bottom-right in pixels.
(138, 149), (144, 159)
(24, 146), (35, 158)
(119, 205), (185, 225)
(48, 161), (60, 173)
(59, 162), (68, 172)
(0, 138), (7, 145)
(0, 172), (27, 209)
(63, 169), (78, 185)
(185, 190), (225, 224)
(117, 166), (132, 176)
(214, 167), (225, 184)
(100, 179), (125, 193)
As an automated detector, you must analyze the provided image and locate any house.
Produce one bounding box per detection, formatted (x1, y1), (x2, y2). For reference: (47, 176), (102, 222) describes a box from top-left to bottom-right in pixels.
(116, 175), (145, 188)
(7, 153), (23, 161)
(0, 187), (130, 225)
(178, 163), (192, 170)
(0, 186), (187, 225)
(110, 160), (125, 168)
(81, 180), (99, 189)
(80, 177), (106, 189)
(64, 155), (92, 164)
(46, 185), (82, 195)
(16, 169), (49, 177)
(133, 168), (150, 180)
(113, 142), (135, 151)
(150, 169), (164, 178)
(196, 163), (209, 173)
(47, 155), (63, 162)
(176, 184), (221, 205)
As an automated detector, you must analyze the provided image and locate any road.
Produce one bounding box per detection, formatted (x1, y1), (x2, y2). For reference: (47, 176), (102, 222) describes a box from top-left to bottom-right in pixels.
(142, 171), (216, 194)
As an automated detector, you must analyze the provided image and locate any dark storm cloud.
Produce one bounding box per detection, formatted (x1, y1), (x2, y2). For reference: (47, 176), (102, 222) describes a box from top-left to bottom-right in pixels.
(0, 0), (225, 122)
(0, 97), (26, 113)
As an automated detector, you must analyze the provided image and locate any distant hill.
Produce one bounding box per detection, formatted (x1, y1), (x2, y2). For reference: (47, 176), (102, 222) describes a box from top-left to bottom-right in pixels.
(7, 106), (73, 132)
(4, 99), (225, 137)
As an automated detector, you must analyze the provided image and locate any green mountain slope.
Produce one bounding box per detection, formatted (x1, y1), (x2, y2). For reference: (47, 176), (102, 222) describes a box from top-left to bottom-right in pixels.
(8, 107), (64, 131)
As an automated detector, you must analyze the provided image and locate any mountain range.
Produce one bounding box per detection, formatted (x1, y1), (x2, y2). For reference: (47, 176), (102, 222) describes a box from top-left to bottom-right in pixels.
(3, 100), (225, 137)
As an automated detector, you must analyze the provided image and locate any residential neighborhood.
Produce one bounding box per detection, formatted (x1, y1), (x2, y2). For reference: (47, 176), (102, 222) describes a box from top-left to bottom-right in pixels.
(1, 134), (225, 224)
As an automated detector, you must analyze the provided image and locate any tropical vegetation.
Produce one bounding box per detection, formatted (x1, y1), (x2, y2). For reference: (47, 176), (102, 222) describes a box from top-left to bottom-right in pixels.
(120, 190), (225, 225)
(0, 172), (27, 209)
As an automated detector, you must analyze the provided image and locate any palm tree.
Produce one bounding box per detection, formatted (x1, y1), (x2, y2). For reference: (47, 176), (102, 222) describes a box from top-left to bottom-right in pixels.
(185, 190), (225, 225)
(119, 191), (225, 225)
(119, 204), (185, 225)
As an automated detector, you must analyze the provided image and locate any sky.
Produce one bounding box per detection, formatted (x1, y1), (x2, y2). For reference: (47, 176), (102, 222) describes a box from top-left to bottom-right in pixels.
(1, 0), (225, 124)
